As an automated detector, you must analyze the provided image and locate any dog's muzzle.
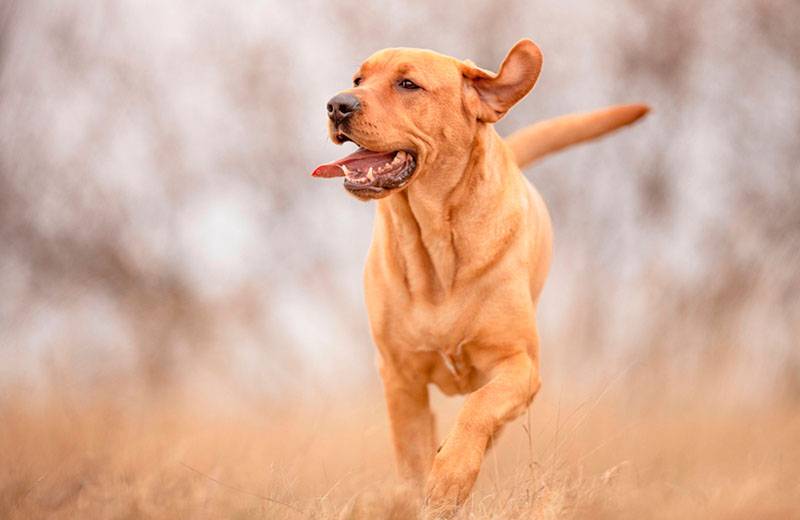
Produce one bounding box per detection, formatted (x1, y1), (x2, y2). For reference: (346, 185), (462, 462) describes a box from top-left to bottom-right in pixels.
(326, 93), (360, 126)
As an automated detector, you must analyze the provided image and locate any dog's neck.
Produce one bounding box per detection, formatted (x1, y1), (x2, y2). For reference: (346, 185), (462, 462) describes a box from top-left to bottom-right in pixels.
(376, 125), (525, 299)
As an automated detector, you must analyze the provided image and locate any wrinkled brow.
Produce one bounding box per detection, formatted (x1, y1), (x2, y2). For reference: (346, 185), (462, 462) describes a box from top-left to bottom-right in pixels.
(358, 56), (418, 77)
(356, 57), (442, 84)
(394, 64), (415, 75)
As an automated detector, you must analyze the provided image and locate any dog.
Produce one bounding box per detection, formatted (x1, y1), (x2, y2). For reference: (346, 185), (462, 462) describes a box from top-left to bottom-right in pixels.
(312, 39), (647, 513)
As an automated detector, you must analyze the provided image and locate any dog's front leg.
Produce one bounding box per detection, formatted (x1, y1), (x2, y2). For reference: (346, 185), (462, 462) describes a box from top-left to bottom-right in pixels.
(424, 351), (540, 510)
(379, 362), (437, 486)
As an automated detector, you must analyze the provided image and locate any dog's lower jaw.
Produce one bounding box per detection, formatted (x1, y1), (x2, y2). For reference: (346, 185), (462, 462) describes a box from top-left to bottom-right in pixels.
(343, 154), (418, 200)
(344, 185), (389, 200)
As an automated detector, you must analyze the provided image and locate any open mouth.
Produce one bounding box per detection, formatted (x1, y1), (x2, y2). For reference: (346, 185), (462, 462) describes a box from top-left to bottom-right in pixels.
(311, 146), (417, 199)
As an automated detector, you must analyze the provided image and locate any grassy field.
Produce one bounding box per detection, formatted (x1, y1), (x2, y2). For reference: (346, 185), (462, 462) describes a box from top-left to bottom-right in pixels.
(1, 378), (798, 519)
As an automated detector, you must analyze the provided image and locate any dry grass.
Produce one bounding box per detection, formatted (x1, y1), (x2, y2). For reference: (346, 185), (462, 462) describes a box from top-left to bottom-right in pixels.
(1, 378), (798, 520)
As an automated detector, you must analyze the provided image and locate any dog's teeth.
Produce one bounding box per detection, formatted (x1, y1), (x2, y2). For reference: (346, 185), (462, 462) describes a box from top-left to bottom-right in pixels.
(396, 151), (407, 161)
(367, 167), (374, 181)
(341, 165), (350, 176)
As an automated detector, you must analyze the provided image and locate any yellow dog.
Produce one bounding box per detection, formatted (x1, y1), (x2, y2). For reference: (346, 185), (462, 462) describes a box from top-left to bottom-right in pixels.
(312, 39), (647, 513)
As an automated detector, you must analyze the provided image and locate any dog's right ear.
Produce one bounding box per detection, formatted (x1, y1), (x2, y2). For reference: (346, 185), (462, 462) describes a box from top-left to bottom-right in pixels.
(461, 39), (543, 123)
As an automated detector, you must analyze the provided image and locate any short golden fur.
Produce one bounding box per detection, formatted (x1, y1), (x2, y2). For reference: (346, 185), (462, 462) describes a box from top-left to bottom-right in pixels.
(316, 39), (648, 514)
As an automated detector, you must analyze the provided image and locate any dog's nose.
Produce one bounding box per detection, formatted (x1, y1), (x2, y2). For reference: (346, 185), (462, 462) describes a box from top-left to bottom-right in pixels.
(327, 93), (361, 125)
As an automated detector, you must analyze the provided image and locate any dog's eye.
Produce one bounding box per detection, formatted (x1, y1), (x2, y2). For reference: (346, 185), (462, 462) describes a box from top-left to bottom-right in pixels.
(398, 79), (420, 90)
(353, 77), (362, 87)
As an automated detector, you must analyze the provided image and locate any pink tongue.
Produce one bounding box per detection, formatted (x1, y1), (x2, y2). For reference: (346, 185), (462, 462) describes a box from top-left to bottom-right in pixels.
(311, 148), (395, 178)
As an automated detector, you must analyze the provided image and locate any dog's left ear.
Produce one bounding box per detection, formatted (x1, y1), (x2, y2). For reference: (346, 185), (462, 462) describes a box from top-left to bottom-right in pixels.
(461, 39), (543, 123)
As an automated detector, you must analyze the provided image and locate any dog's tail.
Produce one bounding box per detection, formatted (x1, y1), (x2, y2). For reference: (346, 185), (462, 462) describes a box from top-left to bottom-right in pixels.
(505, 104), (649, 169)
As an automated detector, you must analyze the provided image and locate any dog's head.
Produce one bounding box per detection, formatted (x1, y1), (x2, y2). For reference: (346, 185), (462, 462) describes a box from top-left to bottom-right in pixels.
(312, 40), (543, 200)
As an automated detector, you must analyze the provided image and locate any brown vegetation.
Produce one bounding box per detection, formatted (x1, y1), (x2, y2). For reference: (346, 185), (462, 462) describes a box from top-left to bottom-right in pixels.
(2, 377), (797, 519)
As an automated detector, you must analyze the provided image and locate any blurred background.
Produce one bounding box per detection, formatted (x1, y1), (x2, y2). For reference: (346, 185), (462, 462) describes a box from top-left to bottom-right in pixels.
(2, 2), (800, 518)
(1, 0), (798, 403)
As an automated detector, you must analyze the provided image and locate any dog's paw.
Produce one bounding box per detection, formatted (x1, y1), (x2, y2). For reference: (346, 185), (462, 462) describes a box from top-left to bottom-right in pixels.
(423, 447), (481, 516)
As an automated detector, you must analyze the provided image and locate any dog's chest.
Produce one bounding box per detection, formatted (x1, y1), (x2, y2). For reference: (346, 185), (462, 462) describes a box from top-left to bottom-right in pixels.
(404, 328), (480, 394)
(431, 347), (480, 394)
(403, 299), (472, 351)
